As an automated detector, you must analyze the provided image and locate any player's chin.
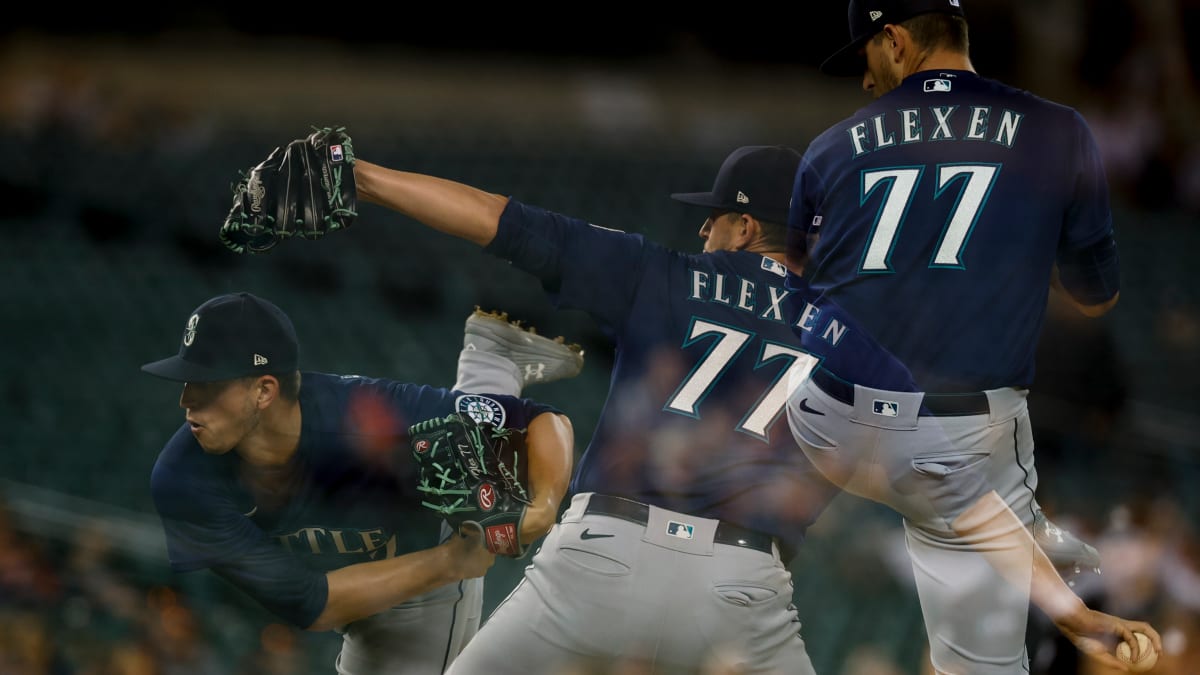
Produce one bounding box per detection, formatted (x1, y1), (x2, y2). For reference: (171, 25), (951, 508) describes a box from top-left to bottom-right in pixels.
(194, 430), (237, 455)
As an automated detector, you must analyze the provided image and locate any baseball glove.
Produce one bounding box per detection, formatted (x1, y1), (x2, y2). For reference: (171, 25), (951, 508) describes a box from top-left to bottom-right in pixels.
(219, 126), (357, 254)
(409, 412), (533, 558)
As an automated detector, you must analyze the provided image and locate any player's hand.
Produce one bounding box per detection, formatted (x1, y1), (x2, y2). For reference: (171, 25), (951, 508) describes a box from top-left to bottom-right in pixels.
(445, 522), (496, 580)
(1053, 608), (1162, 670)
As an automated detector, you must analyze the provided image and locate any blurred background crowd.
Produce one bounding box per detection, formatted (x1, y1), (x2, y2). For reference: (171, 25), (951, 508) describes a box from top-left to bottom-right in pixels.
(0, 0), (1197, 672)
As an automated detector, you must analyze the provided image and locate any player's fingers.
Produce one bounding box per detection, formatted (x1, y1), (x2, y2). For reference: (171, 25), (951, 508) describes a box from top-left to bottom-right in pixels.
(459, 520), (484, 541)
(1088, 651), (1133, 671)
(1131, 623), (1164, 653)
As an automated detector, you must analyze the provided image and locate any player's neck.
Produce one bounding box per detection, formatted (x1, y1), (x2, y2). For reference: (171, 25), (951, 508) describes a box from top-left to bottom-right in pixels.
(907, 50), (975, 77)
(236, 400), (302, 468)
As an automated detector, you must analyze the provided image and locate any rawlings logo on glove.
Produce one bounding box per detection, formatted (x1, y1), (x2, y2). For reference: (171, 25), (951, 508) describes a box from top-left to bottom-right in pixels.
(409, 413), (533, 558)
(220, 126), (357, 254)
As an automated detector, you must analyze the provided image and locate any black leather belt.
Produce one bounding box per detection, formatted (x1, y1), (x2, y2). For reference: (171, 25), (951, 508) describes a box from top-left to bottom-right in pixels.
(810, 368), (990, 417)
(583, 494), (776, 554)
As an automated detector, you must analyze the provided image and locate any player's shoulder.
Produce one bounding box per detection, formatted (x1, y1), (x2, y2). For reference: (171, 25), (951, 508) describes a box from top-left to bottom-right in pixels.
(969, 74), (1087, 124)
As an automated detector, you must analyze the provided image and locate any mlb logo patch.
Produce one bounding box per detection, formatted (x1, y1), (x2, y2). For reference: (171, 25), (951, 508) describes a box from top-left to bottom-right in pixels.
(761, 257), (786, 277)
(330, 144), (345, 162)
(873, 400), (900, 417)
(666, 521), (695, 540)
(924, 79), (953, 93)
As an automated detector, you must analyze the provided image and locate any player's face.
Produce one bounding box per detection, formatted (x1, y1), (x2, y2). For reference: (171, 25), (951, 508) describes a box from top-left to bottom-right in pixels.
(178, 378), (261, 455)
(698, 210), (740, 253)
(861, 37), (901, 98)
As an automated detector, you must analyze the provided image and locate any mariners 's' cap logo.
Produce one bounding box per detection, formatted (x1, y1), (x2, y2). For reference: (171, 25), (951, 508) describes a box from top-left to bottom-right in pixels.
(183, 314), (200, 346)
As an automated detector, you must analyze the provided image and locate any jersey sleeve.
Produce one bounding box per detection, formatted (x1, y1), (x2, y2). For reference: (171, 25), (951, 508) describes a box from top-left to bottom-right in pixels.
(484, 199), (651, 333)
(1056, 111), (1121, 305)
(1060, 110), (1115, 251)
(391, 381), (561, 431)
(785, 150), (826, 277)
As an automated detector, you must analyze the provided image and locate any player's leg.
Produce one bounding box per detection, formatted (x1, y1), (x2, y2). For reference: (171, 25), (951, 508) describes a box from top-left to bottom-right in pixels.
(905, 517), (1033, 674)
(334, 577), (483, 674)
(453, 307), (584, 396)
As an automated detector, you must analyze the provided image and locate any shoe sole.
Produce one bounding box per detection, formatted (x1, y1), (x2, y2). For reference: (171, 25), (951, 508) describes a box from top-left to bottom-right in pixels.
(466, 308), (584, 384)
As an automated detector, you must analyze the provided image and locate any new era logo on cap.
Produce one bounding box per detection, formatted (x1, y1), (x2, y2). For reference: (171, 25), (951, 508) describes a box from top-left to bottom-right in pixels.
(869, 10), (883, 20)
(736, 191), (749, 205)
(254, 354), (268, 366)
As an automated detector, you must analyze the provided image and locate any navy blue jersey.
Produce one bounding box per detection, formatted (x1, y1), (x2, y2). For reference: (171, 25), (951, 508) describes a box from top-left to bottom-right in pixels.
(487, 201), (842, 552)
(787, 70), (1117, 392)
(150, 372), (557, 627)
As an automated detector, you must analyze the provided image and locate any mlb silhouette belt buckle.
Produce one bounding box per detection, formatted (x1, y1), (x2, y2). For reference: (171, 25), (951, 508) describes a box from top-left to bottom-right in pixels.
(583, 494), (776, 554)
(810, 368), (990, 417)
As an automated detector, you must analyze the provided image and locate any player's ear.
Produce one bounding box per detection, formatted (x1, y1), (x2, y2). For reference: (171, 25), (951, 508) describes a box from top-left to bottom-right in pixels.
(253, 375), (280, 409)
(737, 214), (760, 246)
(883, 25), (907, 62)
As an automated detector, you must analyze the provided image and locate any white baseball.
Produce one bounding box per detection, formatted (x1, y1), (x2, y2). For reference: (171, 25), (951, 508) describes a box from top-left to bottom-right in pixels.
(1115, 631), (1157, 672)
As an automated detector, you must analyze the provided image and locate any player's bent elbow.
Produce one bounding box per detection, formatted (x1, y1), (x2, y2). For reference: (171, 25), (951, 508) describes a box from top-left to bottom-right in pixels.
(1076, 291), (1119, 318)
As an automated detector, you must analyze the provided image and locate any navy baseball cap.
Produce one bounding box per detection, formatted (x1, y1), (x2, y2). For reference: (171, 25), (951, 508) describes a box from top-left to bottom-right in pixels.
(670, 145), (802, 225)
(141, 292), (299, 382)
(821, 0), (966, 76)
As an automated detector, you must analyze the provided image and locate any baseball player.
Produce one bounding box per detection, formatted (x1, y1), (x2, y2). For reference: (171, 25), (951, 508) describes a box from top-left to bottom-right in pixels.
(782, 1), (1162, 672)
(142, 291), (577, 673)
(342, 145), (842, 673)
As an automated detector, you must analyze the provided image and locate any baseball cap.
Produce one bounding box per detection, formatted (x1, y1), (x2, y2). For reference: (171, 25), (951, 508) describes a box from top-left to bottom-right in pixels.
(141, 292), (299, 382)
(821, 0), (966, 76)
(670, 145), (802, 225)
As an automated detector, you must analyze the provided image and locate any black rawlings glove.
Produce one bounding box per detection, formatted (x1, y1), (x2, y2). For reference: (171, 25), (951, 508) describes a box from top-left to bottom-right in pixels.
(410, 413), (533, 558)
(220, 126), (357, 254)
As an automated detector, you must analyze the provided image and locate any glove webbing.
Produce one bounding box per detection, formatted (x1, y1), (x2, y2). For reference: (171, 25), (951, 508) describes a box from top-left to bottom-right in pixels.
(413, 416), (490, 517)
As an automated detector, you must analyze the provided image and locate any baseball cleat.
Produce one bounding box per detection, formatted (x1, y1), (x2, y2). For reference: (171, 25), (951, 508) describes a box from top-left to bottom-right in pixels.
(1032, 510), (1102, 586)
(464, 307), (585, 386)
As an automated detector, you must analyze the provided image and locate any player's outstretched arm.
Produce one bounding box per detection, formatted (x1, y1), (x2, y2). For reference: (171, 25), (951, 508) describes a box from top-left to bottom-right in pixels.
(520, 412), (574, 544)
(951, 491), (1161, 670)
(309, 527), (494, 632)
(354, 159), (506, 247)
